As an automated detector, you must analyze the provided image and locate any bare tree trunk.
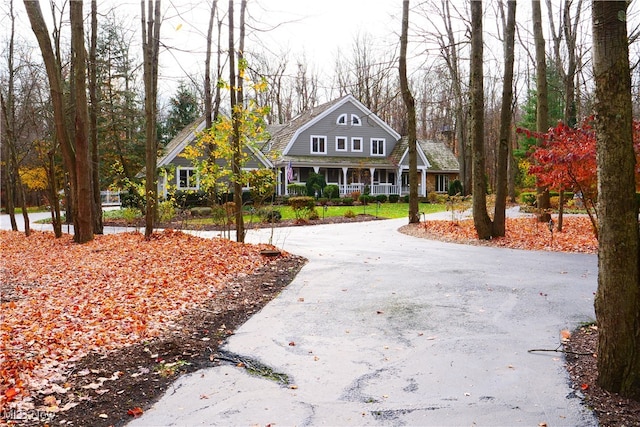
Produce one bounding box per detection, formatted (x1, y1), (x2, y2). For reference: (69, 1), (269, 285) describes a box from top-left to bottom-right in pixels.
(70, 0), (94, 243)
(592, 0), (640, 399)
(493, 0), (516, 237)
(1, 129), (18, 231)
(440, 0), (470, 195)
(24, 0), (79, 236)
(141, 0), (162, 240)
(2, 92), (30, 236)
(204, 0), (218, 130)
(470, 0), (492, 240)
(532, 0), (550, 219)
(48, 146), (62, 237)
(228, 0), (242, 242)
(4, 0), (29, 235)
(89, 0), (103, 234)
(400, 0), (419, 224)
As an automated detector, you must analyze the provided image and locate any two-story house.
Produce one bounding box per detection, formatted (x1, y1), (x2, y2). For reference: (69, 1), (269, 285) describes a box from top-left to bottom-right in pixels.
(155, 94), (459, 199)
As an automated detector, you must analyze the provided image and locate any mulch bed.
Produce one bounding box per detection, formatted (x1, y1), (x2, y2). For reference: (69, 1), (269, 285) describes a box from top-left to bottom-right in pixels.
(564, 326), (640, 427)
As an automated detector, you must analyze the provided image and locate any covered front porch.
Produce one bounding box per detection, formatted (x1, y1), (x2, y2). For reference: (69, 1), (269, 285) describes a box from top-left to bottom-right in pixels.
(276, 165), (428, 197)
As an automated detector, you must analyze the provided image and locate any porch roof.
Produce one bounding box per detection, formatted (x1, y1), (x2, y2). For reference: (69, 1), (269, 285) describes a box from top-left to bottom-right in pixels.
(277, 155), (397, 169)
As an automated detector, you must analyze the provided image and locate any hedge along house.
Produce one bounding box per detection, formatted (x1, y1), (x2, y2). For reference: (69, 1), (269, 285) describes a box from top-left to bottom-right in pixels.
(155, 94), (459, 199)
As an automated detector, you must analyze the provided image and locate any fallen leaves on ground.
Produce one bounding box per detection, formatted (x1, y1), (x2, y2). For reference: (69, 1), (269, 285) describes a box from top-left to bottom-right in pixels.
(418, 216), (597, 253)
(0, 229), (284, 415)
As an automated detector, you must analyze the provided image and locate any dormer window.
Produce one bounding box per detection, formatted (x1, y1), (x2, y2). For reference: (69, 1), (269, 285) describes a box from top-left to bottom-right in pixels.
(337, 114), (347, 125)
(351, 114), (361, 126)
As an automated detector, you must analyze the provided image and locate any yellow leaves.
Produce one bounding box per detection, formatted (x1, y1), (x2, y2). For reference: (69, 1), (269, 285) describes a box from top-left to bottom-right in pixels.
(19, 167), (48, 191)
(0, 229), (282, 411)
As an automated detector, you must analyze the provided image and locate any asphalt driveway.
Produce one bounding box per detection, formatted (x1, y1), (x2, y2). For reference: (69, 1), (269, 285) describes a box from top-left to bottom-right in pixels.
(129, 217), (598, 426)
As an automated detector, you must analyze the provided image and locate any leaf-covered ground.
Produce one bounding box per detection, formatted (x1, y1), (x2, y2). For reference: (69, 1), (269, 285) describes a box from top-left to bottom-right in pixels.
(0, 229), (305, 425)
(408, 215), (598, 253)
(3, 215), (636, 426)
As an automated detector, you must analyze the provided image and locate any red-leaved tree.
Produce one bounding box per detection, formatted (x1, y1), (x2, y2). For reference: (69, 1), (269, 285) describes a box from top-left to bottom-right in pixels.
(519, 117), (640, 239)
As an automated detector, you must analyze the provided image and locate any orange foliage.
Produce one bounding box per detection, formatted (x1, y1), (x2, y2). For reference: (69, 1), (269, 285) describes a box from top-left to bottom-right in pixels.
(420, 216), (597, 254)
(0, 230), (283, 412)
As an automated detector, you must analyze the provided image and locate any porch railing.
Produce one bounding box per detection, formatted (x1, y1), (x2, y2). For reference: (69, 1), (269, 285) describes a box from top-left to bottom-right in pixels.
(341, 184), (400, 196)
(101, 190), (121, 206)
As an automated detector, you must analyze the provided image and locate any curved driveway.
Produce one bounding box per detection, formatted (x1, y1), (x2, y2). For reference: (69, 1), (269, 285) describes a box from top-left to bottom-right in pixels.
(130, 216), (598, 426)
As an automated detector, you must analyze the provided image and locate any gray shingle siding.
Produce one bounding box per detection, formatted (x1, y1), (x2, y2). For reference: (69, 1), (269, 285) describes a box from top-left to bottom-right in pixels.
(286, 101), (399, 158)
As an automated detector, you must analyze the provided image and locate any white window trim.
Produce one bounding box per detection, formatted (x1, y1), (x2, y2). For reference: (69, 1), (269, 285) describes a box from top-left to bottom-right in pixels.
(351, 114), (362, 126)
(310, 135), (327, 154)
(370, 138), (386, 156)
(351, 137), (363, 152)
(177, 166), (199, 190)
(335, 136), (348, 152)
(337, 113), (347, 125)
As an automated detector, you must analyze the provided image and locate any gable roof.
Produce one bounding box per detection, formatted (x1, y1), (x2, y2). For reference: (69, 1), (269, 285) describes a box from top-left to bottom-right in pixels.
(391, 137), (459, 172)
(263, 94), (402, 161)
(418, 139), (460, 172)
(156, 115), (273, 169)
(157, 115), (207, 168)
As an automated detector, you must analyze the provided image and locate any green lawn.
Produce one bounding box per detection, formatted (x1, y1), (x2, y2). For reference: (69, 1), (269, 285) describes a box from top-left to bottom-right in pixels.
(37, 203), (447, 225)
(254, 202), (445, 221)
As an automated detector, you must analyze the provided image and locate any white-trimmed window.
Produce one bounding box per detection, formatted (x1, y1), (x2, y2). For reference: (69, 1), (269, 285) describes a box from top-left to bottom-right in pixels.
(371, 138), (385, 156)
(351, 114), (361, 126)
(351, 137), (363, 152)
(436, 174), (450, 193)
(337, 113), (347, 125)
(177, 167), (198, 189)
(335, 136), (348, 152)
(310, 135), (327, 154)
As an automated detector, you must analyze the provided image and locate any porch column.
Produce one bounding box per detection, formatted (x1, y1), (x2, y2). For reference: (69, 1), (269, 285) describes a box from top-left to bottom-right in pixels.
(397, 167), (403, 195)
(283, 167), (289, 196)
(420, 167), (427, 196)
(342, 167), (349, 195)
(369, 167), (375, 193)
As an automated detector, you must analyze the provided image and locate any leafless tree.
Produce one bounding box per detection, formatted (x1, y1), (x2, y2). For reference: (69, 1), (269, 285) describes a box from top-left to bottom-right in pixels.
(141, 0), (162, 239)
(24, 0), (95, 243)
(532, 0), (551, 219)
(470, 0), (492, 240)
(492, 0), (517, 237)
(399, 0), (418, 224)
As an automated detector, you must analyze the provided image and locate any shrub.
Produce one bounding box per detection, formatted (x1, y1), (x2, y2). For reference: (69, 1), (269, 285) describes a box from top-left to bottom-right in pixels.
(308, 208), (320, 220)
(121, 187), (145, 212)
(427, 192), (440, 203)
(359, 194), (375, 205)
(317, 198), (329, 206)
(344, 209), (356, 218)
(350, 191), (361, 201)
(174, 190), (208, 208)
(520, 192), (537, 206)
(388, 194), (400, 203)
(158, 200), (176, 222)
(260, 208), (282, 223)
(330, 198), (342, 205)
(402, 195), (410, 203)
(288, 196), (315, 220)
(341, 197), (354, 206)
(448, 179), (464, 196)
(190, 207), (213, 216)
(306, 172), (326, 197)
(324, 184), (340, 199)
(375, 194), (388, 203)
(122, 207), (142, 223)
